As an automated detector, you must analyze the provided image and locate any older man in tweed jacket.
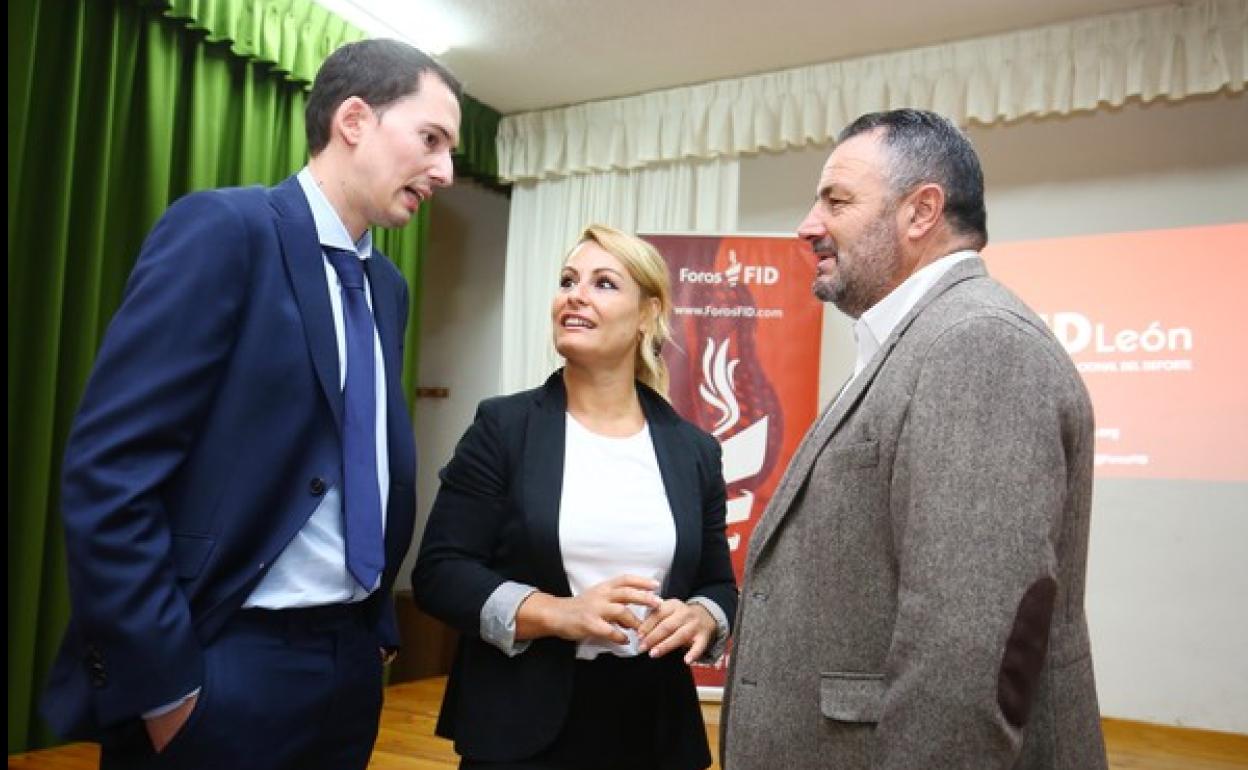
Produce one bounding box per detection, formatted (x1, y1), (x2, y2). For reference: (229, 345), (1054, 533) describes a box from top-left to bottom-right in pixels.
(721, 109), (1107, 770)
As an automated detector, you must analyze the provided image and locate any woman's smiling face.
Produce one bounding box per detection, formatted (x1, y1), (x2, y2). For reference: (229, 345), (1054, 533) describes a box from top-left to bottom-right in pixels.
(551, 242), (651, 370)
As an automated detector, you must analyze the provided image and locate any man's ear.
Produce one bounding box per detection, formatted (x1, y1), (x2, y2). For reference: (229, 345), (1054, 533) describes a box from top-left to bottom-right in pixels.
(902, 183), (945, 241)
(334, 96), (372, 147)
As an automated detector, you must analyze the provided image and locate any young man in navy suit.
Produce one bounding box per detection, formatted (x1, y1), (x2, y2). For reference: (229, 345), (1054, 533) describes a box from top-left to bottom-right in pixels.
(40, 39), (461, 769)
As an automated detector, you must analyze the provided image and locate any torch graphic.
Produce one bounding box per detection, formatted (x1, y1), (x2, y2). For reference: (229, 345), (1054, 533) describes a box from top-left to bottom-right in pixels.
(699, 337), (769, 551)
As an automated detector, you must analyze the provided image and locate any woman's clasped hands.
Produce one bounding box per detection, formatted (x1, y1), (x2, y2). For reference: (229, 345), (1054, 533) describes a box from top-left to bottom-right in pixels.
(522, 574), (717, 664)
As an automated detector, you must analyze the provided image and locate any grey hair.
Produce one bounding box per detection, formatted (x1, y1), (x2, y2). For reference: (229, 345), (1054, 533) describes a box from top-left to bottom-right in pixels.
(838, 109), (987, 249)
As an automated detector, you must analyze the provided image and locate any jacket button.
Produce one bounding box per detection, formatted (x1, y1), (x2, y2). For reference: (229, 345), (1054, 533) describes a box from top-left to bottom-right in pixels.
(310, 477), (327, 495)
(88, 661), (107, 687)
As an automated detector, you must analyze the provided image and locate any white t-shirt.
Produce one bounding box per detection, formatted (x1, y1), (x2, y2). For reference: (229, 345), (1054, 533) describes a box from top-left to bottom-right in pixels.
(559, 414), (676, 660)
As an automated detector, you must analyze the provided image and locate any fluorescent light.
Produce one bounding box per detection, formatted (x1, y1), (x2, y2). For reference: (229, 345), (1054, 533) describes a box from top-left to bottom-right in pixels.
(310, 0), (457, 55)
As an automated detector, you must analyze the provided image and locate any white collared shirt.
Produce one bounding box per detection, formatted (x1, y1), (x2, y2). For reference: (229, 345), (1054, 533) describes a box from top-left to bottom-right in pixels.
(833, 250), (979, 408)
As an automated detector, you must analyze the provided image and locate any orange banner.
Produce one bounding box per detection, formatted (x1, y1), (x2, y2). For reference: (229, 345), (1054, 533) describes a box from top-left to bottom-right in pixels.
(644, 234), (824, 689)
(984, 223), (1248, 482)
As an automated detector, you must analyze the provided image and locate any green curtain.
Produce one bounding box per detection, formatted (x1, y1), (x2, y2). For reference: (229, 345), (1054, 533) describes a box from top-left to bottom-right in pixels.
(8, 0), (504, 753)
(456, 94), (502, 186)
(148, 0), (503, 182)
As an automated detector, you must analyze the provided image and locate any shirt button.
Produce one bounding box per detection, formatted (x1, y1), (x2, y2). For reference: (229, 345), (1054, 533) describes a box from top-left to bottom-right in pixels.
(309, 477), (327, 495)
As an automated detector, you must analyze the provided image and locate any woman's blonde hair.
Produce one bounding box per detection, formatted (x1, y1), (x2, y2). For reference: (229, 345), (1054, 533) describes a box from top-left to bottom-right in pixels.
(566, 224), (673, 396)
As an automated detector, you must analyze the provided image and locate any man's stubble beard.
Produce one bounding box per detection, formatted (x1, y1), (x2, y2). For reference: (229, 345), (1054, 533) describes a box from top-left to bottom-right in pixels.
(812, 208), (902, 320)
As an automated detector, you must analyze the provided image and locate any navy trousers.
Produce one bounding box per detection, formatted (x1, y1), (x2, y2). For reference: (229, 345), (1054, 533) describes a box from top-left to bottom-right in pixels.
(99, 603), (384, 770)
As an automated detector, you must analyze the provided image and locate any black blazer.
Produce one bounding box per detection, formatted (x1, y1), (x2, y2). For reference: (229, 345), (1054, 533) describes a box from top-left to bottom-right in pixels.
(412, 370), (737, 762)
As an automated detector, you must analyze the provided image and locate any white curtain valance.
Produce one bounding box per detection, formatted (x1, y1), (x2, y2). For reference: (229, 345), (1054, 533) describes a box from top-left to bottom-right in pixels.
(498, 0), (1247, 182)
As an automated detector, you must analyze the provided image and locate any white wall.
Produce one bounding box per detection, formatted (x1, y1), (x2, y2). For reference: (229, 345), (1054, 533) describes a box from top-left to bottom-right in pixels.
(737, 90), (1248, 733)
(400, 180), (510, 584)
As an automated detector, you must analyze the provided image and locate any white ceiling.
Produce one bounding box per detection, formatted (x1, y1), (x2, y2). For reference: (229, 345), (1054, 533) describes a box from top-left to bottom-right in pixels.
(332, 0), (1172, 115)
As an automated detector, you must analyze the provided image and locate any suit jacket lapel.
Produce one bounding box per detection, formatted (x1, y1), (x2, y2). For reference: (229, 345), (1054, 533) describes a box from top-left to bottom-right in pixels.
(274, 178), (342, 431)
(749, 258), (988, 560)
(523, 374), (573, 596)
(363, 256), (415, 563)
(362, 258), (399, 386)
(641, 390), (699, 597)
(362, 257), (404, 424)
(747, 397), (842, 561)
(750, 340), (893, 558)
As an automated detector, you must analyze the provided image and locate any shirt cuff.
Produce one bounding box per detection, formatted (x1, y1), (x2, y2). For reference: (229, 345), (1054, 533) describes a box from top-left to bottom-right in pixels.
(142, 688), (201, 720)
(480, 581), (538, 657)
(687, 596), (730, 663)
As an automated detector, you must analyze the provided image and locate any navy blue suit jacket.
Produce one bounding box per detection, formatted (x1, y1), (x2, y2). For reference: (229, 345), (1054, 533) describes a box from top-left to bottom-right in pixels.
(412, 371), (738, 761)
(41, 176), (417, 740)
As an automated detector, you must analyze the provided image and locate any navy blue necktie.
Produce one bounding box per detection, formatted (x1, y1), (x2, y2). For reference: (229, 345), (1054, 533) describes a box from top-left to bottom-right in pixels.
(325, 248), (384, 590)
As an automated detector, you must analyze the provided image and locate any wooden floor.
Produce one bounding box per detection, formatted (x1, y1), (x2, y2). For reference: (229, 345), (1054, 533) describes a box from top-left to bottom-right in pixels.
(11, 676), (1248, 769)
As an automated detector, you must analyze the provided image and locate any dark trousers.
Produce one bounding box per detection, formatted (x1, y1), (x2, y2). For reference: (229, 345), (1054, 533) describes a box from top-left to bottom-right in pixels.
(460, 652), (712, 770)
(99, 602), (384, 770)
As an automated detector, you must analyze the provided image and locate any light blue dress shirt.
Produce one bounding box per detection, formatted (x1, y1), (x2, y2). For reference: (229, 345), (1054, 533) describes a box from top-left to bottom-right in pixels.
(244, 167), (390, 608)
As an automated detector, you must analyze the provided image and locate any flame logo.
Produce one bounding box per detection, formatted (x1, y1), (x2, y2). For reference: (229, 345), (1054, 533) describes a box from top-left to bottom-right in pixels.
(700, 338), (741, 437)
(698, 337), (770, 551)
(724, 250), (742, 288)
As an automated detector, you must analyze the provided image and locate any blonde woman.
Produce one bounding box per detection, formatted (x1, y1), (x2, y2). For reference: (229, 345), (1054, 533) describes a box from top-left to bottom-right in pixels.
(414, 224), (737, 770)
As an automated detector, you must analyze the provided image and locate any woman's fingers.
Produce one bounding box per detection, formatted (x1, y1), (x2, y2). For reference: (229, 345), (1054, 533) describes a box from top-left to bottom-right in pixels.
(638, 600), (690, 655)
(638, 600), (716, 660)
(683, 631), (710, 665)
(581, 575), (662, 635)
(598, 576), (662, 611)
(637, 597), (678, 637)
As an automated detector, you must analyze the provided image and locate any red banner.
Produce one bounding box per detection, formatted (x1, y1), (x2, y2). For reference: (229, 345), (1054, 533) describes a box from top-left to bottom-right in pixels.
(644, 234), (824, 690)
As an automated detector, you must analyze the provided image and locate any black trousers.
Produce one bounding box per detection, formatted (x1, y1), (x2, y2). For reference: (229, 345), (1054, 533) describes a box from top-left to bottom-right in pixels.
(99, 602), (384, 770)
(460, 652), (712, 770)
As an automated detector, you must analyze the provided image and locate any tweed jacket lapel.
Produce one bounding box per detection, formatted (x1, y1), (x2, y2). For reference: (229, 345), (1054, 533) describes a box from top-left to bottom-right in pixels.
(748, 257), (988, 561)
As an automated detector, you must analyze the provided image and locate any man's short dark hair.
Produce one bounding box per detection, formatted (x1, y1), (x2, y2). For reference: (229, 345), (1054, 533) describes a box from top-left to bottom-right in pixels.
(305, 39), (462, 155)
(838, 109), (988, 249)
